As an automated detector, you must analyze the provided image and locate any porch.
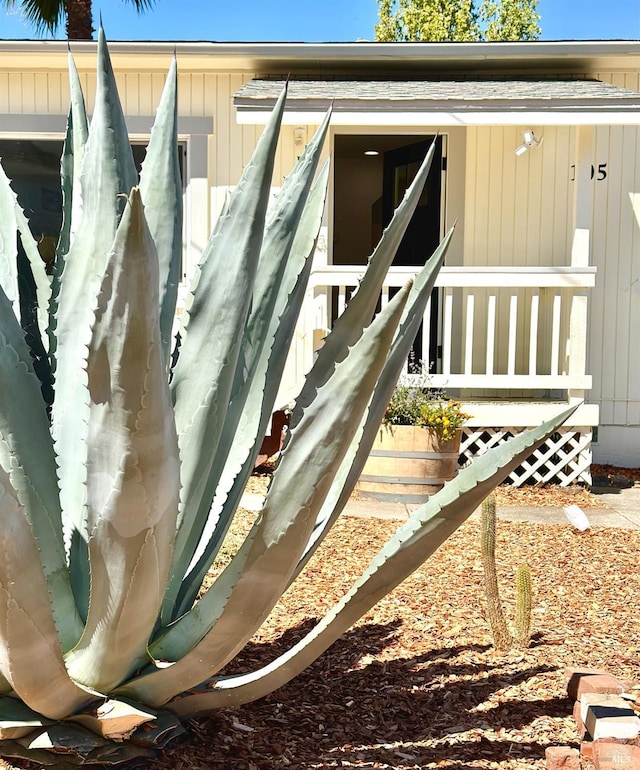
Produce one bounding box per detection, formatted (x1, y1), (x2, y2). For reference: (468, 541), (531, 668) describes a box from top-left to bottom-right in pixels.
(278, 261), (598, 486)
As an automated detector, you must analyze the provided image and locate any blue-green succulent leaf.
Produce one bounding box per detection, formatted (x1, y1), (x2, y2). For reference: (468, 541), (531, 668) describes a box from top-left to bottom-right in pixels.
(51, 28), (138, 617)
(0, 284), (83, 651)
(119, 283), (410, 707)
(166, 121), (330, 621)
(0, 163), (19, 317)
(139, 55), (182, 365)
(162, 88), (286, 621)
(293, 227), (455, 579)
(164, 405), (577, 715)
(172, 159), (330, 620)
(64, 189), (180, 693)
(0, 464), (95, 720)
(16, 245), (54, 411)
(289, 137), (437, 428)
(57, 50), (89, 264)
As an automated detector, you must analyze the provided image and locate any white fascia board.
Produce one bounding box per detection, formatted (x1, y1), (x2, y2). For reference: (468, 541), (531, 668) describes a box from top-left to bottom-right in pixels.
(236, 109), (640, 127)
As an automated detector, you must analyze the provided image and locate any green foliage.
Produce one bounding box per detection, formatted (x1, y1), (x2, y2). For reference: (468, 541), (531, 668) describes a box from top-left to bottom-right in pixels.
(375, 0), (540, 42)
(382, 371), (470, 440)
(480, 493), (534, 651)
(0, 31), (568, 764)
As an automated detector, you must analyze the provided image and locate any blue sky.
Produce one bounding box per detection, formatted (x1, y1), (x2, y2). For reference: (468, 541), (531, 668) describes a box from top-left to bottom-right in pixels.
(0, 0), (638, 41)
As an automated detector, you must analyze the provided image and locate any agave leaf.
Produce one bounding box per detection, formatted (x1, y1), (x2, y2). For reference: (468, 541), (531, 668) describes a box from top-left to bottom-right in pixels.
(0, 697), (52, 726)
(120, 284), (410, 707)
(0, 284), (83, 651)
(67, 698), (156, 741)
(172, 161), (331, 621)
(163, 88), (287, 620)
(166, 142), (330, 622)
(57, 51), (89, 262)
(289, 137), (437, 428)
(0, 161), (51, 342)
(0, 698), (52, 740)
(10, 726), (156, 766)
(292, 227), (455, 580)
(139, 55), (182, 364)
(165, 405), (577, 715)
(128, 709), (185, 749)
(15, 206), (51, 349)
(64, 189), (180, 693)
(51, 51), (88, 376)
(51, 28), (138, 618)
(0, 163), (19, 315)
(0, 466), (94, 720)
(16, 243), (54, 408)
(0, 740), (84, 766)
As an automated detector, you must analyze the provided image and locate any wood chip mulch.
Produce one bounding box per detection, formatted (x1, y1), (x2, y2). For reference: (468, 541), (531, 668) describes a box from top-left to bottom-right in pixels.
(4, 469), (638, 770)
(147, 487), (640, 770)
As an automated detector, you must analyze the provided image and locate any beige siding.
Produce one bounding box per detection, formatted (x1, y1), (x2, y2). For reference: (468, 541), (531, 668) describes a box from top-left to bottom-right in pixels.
(589, 124), (640, 429)
(464, 125), (575, 268)
(462, 125), (577, 392)
(1, 52), (639, 446)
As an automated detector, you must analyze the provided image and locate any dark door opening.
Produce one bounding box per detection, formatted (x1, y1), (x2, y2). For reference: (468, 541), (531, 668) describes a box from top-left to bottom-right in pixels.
(382, 136), (443, 371)
(333, 134), (444, 372)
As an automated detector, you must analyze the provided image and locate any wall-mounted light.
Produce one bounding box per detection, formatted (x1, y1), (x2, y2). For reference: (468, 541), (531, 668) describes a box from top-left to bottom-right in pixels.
(364, 149), (379, 156)
(293, 126), (307, 146)
(515, 129), (542, 156)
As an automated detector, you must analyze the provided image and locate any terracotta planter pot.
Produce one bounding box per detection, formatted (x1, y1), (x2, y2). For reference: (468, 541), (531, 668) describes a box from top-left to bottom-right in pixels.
(356, 425), (462, 504)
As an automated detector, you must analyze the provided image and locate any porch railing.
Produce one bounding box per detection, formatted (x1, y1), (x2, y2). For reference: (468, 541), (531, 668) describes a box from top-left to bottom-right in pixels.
(278, 264), (597, 406)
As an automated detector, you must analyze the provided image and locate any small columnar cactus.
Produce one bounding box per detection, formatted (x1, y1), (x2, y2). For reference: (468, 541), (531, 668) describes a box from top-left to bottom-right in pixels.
(480, 493), (533, 651)
(480, 493), (531, 651)
(0, 31), (572, 764)
(514, 563), (533, 648)
(480, 494), (514, 650)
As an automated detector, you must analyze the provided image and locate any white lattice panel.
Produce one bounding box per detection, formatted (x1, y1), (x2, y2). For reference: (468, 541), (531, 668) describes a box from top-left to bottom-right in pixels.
(459, 427), (593, 487)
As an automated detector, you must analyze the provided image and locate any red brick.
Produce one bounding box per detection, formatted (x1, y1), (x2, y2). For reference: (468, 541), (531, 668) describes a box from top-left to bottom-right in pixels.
(545, 746), (580, 770)
(577, 675), (631, 700)
(593, 742), (640, 769)
(574, 699), (588, 739)
(565, 668), (630, 700)
(581, 738), (640, 761)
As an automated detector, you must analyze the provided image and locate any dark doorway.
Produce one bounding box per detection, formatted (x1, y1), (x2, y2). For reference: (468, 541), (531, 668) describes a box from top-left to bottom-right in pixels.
(383, 136), (443, 370)
(333, 134), (444, 372)
(383, 137), (442, 267)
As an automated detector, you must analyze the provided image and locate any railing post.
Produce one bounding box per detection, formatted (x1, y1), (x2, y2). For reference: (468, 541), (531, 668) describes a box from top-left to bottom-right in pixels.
(568, 125), (593, 404)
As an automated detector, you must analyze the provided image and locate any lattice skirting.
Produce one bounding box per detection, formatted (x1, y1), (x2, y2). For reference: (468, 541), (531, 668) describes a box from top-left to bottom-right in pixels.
(459, 427), (593, 487)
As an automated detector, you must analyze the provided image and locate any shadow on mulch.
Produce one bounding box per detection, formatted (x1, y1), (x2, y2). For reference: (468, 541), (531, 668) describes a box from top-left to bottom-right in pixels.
(153, 619), (564, 770)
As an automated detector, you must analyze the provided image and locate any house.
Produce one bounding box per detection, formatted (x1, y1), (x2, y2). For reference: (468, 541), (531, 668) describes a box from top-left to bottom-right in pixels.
(1, 38), (639, 482)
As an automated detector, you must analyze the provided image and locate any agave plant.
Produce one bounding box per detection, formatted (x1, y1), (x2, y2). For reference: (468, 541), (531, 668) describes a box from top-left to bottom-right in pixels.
(0, 32), (573, 765)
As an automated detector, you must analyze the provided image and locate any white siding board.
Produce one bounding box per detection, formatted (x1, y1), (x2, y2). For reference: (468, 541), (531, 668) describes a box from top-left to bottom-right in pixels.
(191, 73), (205, 118)
(8, 73), (22, 113)
(137, 73), (154, 115)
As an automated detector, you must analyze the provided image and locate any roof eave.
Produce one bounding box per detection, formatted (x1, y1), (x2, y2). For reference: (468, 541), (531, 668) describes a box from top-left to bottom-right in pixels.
(0, 39), (639, 74)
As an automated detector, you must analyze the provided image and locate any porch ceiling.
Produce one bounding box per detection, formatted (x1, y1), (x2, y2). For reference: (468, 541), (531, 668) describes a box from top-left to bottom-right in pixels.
(234, 78), (640, 126)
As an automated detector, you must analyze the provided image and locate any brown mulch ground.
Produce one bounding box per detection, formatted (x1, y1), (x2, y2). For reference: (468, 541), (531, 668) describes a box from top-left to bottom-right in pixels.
(153, 522), (640, 770)
(143, 469), (640, 770)
(4, 469), (639, 770)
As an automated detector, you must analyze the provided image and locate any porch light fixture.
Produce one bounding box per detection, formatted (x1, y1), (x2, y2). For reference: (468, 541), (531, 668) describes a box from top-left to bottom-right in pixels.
(515, 129), (542, 156)
(364, 149), (379, 156)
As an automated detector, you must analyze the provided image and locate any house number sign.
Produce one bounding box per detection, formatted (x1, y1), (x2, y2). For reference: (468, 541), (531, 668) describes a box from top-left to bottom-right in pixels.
(570, 163), (608, 181)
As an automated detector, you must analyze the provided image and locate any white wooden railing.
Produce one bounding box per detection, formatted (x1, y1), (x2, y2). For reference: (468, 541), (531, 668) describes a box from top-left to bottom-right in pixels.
(277, 264), (596, 407)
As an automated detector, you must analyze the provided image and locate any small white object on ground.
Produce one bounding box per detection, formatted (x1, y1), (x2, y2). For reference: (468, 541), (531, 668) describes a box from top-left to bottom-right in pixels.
(564, 504), (591, 531)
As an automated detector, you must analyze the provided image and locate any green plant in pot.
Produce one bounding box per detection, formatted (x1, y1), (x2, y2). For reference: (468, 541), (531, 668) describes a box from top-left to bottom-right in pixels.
(357, 373), (471, 503)
(0, 31), (575, 765)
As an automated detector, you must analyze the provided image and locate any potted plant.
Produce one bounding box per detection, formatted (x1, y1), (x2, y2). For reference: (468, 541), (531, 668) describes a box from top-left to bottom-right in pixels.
(357, 373), (471, 504)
